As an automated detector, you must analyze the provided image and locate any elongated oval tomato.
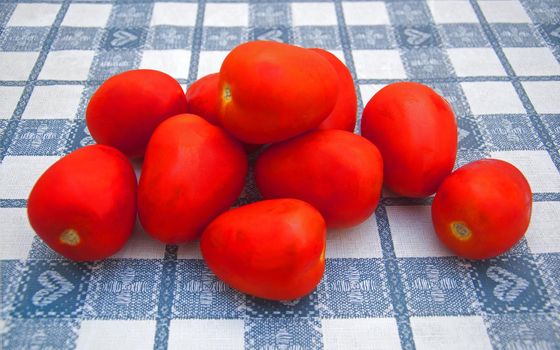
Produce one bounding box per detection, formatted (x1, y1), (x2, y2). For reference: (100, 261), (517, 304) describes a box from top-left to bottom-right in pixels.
(27, 145), (137, 261)
(86, 69), (187, 158)
(138, 114), (247, 244)
(219, 41), (338, 144)
(185, 72), (221, 126)
(361, 82), (457, 198)
(310, 49), (357, 132)
(201, 199), (326, 300)
(255, 130), (383, 228)
(431, 159), (532, 259)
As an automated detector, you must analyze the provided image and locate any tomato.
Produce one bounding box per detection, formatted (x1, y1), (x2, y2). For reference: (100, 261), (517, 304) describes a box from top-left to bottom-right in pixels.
(218, 41), (338, 144)
(185, 72), (221, 126)
(138, 114), (247, 244)
(27, 145), (137, 261)
(361, 82), (457, 198)
(86, 69), (187, 158)
(255, 130), (383, 228)
(431, 159), (532, 259)
(310, 49), (357, 132)
(200, 198), (326, 300)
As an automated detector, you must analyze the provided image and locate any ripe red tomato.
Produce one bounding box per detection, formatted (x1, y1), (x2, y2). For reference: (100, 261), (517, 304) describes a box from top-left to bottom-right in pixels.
(27, 145), (137, 261)
(138, 114), (247, 244)
(86, 69), (187, 158)
(361, 82), (457, 198)
(431, 159), (532, 259)
(218, 41), (338, 144)
(185, 72), (221, 126)
(255, 130), (383, 228)
(310, 49), (357, 132)
(200, 198), (326, 300)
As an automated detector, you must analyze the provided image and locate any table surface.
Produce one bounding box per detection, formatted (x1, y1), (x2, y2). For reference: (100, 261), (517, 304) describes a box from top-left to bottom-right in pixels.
(1, 0), (560, 349)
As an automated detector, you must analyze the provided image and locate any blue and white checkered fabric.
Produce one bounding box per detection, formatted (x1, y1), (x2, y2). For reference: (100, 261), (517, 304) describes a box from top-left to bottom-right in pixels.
(1, 0), (559, 349)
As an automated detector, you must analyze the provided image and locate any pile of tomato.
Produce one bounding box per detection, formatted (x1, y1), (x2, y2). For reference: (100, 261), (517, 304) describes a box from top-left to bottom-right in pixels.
(27, 41), (532, 301)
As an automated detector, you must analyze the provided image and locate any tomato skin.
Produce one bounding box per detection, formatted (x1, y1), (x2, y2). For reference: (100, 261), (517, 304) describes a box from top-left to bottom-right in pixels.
(219, 41), (338, 144)
(27, 145), (137, 261)
(86, 69), (187, 158)
(255, 130), (383, 228)
(361, 82), (457, 198)
(200, 198), (326, 300)
(431, 159), (532, 260)
(310, 49), (357, 132)
(185, 73), (221, 126)
(138, 114), (248, 244)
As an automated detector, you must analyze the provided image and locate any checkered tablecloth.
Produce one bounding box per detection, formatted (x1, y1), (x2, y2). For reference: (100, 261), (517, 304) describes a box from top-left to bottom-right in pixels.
(1, 0), (560, 349)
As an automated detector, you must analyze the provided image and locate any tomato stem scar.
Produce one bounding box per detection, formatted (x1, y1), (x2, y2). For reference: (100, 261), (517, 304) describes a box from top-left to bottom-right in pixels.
(450, 221), (472, 241)
(222, 84), (232, 103)
(60, 229), (80, 246)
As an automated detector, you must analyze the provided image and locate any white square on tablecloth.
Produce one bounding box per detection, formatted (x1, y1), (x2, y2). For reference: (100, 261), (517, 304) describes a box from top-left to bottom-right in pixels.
(177, 240), (203, 259)
(112, 221), (167, 259)
(322, 318), (401, 350)
(353, 50), (406, 79)
(327, 214), (383, 258)
(0, 208), (35, 259)
(503, 48), (560, 76)
(447, 48), (506, 77)
(291, 3), (338, 26)
(0, 86), (23, 119)
(359, 84), (386, 106)
(411, 316), (492, 350)
(427, 1), (478, 24)
(140, 50), (191, 80)
(23, 85), (83, 120)
(62, 4), (112, 28)
(197, 50), (229, 79)
(0, 52), (39, 81)
(522, 81), (560, 114)
(168, 319), (245, 350)
(7, 3), (61, 27)
(478, 1), (531, 23)
(461, 82), (525, 115)
(75, 320), (156, 350)
(0, 156), (60, 199)
(203, 3), (249, 27)
(490, 150), (560, 193)
(387, 205), (452, 258)
(151, 3), (198, 27)
(38, 50), (95, 81)
(342, 2), (390, 26)
(525, 202), (560, 254)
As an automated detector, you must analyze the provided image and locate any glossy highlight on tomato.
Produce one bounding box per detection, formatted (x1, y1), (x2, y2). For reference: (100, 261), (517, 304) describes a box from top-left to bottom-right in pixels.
(201, 199), (326, 300)
(431, 159), (532, 259)
(27, 145), (137, 261)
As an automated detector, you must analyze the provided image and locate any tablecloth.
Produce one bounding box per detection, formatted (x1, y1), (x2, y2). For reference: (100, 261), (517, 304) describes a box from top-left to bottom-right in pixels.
(1, 0), (559, 349)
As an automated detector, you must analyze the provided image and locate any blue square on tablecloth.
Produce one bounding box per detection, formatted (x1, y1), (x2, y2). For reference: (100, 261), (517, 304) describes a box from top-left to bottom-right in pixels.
(347, 25), (394, 49)
(538, 254), (560, 301)
(455, 150), (490, 168)
(0, 27), (48, 51)
(89, 50), (139, 80)
(401, 48), (453, 78)
(1, 260), (25, 319)
(320, 258), (392, 318)
(251, 27), (290, 43)
(8, 119), (69, 156)
(146, 26), (193, 50)
(65, 119), (94, 153)
(52, 27), (101, 51)
(386, 1), (432, 25)
(250, 3), (289, 27)
(203, 27), (248, 50)
(439, 24), (489, 48)
(538, 24), (560, 47)
(478, 115), (544, 151)
(107, 4), (153, 28)
(172, 260), (245, 319)
(12, 260), (91, 318)
(541, 115), (560, 145)
(491, 24), (543, 47)
(102, 27), (146, 51)
(485, 313), (560, 349)
(245, 289), (321, 318)
(395, 25), (441, 49)
(2, 319), (79, 350)
(470, 255), (552, 314)
(245, 317), (323, 349)
(28, 236), (66, 260)
(293, 26), (341, 49)
(399, 257), (479, 316)
(523, 0), (560, 24)
(82, 259), (162, 320)
(456, 115), (485, 151)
